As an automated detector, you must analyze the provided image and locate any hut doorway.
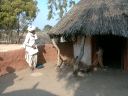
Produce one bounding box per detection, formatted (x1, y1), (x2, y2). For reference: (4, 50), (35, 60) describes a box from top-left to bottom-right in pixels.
(94, 35), (125, 69)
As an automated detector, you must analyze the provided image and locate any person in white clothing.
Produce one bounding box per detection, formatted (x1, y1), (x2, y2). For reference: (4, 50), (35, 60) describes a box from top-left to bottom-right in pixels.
(23, 25), (38, 71)
(96, 47), (104, 68)
(92, 47), (104, 71)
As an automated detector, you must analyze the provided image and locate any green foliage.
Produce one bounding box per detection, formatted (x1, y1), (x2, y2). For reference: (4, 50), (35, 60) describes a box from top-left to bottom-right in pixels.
(43, 25), (52, 32)
(47, 0), (76, 20)
(36, 27), (41, 32)
(0, 0), (38, 30)
(0, 0), (38, 43)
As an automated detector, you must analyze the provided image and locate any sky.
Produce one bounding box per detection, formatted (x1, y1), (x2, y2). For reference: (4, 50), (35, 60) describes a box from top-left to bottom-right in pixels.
(32, 0), (79, 30)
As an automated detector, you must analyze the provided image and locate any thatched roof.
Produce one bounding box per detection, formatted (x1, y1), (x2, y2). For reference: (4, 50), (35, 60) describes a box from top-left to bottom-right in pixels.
(48, 0), (128, 38)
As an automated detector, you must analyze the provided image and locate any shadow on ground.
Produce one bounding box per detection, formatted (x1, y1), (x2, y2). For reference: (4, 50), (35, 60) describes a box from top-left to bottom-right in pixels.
(0, 67), (17, 94)
(37, 45), (46, 65)
(0, 64), (128, 96)
(0, 57), (3, 61)
(56, 65), (128, 96)
(1, 89), (57, 96)
(1, 82), (57, 96)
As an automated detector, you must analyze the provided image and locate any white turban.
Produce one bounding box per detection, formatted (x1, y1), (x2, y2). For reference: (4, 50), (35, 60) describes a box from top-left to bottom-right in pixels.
(27, 26), (36, 32)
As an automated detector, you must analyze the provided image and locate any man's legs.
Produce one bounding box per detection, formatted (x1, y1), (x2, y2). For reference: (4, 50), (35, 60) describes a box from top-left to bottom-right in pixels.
(25, 52), (29, 64)
(25, 52), (33, 67)
(26, 54), (34, 71)
(25, 52), (38, 71)
(32, 54), (38, 69)
(28, 56), (33, 67)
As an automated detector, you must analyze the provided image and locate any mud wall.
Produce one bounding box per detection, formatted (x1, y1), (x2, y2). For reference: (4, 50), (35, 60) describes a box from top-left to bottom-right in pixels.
(74, 37), (92, 65)
(0, 43), (73, 75)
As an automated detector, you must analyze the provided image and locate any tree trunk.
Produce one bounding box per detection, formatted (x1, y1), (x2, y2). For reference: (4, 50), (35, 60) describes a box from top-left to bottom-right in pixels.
(73, 36), (86, 75)
(51, 39), (62, 67)
(17, 31), (25, 44)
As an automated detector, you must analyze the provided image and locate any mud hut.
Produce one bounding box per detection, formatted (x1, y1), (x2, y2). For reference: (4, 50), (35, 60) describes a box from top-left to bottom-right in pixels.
(48, 0), (128, 71)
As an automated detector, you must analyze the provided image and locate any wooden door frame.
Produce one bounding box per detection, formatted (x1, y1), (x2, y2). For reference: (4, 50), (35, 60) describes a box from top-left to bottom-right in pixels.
(92, 36), (127, 70)
(123, 39), (128, 71)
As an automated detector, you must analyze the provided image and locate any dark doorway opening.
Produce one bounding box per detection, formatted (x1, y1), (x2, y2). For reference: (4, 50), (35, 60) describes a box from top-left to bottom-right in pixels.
(95, 35), (124, 69)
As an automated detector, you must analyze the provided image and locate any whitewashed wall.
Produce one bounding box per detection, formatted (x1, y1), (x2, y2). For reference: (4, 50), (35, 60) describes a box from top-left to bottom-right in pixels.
(73, 36), (92, 65)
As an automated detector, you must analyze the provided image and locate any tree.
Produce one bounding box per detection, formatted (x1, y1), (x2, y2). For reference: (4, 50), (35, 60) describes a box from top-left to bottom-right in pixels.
(47, 0), (76, 20)
(0, 0), (38, 43)
(0, 0), (38, 30)
(43, 25), (52, 32)
(36, 27), (41, 32)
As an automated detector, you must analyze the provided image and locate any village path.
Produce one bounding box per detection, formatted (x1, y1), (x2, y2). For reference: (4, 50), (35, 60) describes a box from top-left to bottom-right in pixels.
(0, 63), (128, 96)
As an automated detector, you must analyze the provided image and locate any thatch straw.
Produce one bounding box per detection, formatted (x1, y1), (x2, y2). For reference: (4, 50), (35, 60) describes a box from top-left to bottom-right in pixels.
(48, 0), (128, 38)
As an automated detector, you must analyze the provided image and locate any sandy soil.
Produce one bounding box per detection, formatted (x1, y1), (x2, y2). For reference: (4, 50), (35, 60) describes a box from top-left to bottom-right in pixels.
(0, 44), (23, 52)
(0, 63), (128, 96)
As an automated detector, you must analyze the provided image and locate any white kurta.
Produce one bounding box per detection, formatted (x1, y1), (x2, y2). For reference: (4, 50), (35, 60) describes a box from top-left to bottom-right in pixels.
(23, 32), (38, 55)
(23, 32), (38, 68)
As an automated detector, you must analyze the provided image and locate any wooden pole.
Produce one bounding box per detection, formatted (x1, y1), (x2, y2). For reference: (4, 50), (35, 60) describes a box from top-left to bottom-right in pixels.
(73, 36), (86, 75)
(51, 39), (62, 67)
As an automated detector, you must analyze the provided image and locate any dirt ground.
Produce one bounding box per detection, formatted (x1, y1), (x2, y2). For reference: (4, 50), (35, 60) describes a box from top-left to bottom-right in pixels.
(0, 63), (128, 96)
(0, 44), (22, 52)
